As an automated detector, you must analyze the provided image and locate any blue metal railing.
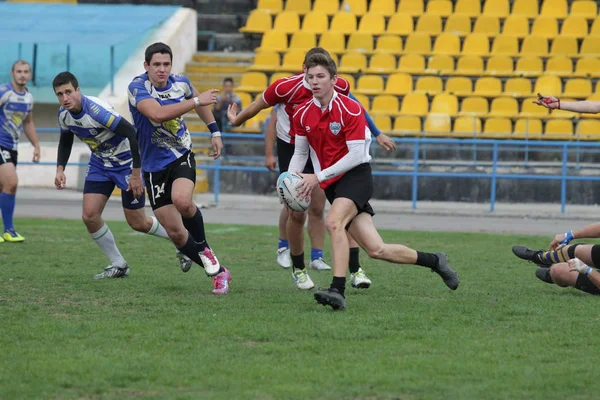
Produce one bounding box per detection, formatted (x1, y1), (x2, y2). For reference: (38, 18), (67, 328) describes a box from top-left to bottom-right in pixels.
(27, 129), (600, 213)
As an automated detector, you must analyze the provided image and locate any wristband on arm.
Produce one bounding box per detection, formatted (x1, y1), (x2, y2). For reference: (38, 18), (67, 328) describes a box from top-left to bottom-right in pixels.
(207, 121), (221, 137)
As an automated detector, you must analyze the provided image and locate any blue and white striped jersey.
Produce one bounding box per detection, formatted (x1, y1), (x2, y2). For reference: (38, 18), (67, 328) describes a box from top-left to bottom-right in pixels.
(0, 83), (34, 151)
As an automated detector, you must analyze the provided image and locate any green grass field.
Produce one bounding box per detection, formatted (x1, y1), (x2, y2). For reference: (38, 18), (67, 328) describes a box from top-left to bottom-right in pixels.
(1, 218), (597, 400)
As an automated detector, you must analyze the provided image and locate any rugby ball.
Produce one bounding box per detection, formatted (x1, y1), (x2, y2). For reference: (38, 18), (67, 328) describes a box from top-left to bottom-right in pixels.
(277, 172), (311, 212)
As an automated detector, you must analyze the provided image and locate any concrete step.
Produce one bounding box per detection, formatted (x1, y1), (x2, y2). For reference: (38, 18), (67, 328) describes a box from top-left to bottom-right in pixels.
(186, 63), (249, 74)
(197, 14), (245, 34)
(192, 51), (254, 63)
(204, 33), (253, 52)
(186, 72), (244, 81)
(195, 0), (255, 14)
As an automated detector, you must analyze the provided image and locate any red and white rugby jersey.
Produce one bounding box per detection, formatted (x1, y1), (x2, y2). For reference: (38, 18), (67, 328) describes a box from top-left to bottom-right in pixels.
(262, 72), (350, 143)
(292, 91), (372, 189)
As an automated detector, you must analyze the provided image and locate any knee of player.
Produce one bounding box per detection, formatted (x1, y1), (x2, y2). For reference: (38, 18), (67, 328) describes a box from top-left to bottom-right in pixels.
(365, 244), (386, 259)
(127, 217), (149, 233)
(172, 196), (193, 215)
(324, 216), (345, 234)
(549, 264), (572, 287)
(2, 181), (17, 194)
(289, 210), (307, 223)
(81, 211), (100, 226)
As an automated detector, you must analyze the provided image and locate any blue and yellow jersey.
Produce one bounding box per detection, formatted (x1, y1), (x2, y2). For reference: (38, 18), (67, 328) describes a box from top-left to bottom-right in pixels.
(0, 83), (34, 151)
(58, 95), (131, 169)
(127, 73), (194, 172)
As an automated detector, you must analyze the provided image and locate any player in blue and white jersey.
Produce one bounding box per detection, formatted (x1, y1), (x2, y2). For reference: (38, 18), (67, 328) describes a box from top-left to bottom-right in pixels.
(128, 42), (231, 294)
(0, 60), (41, 243)
(52, 71), (192, 279)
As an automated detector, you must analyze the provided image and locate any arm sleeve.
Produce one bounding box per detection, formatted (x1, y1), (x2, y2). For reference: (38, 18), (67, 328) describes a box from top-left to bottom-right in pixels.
(57, 130), (75, 169)
(112, 119), (141, 168)
(175, 74), (195, 99)
(348, 92), (380, 137)
(287, 113), (309, 173)
(262, 78), (291, 107)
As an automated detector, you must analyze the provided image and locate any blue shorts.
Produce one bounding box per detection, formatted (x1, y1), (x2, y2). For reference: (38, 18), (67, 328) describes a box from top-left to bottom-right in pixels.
(83, 164), (145, 210)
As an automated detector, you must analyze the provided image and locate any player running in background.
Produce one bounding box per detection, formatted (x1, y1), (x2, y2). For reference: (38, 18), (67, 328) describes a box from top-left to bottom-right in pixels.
(228, 47), (394, 291)
(289, 54), (459, 310)
(128, 42), (231, 295)
(52, 71), (192, 279)
(0, 60), (40, 243)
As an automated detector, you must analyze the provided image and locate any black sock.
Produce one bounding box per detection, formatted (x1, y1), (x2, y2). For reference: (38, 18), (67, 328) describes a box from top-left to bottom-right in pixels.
(416, 251), (439, 269)
(291, 252), (305, 270)
(330, 276), (346, 297)
(182, 208), (208, 250)
(349, 247), (361, 274)
(177, 233), (203, 267)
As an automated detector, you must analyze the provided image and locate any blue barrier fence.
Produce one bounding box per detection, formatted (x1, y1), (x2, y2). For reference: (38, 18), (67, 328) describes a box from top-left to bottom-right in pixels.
(28, 129), (600, 214)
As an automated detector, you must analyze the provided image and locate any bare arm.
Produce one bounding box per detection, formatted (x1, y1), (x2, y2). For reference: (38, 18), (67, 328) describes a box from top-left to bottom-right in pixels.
(227, 96), (270, 127)
(23, 112), (40, 162)
(136, 89), (218, 124)
(573, 223), (600, 239)
(193, 88), (218, 125)
(264, 108), (278, 172)
(535, 96), (600, 114)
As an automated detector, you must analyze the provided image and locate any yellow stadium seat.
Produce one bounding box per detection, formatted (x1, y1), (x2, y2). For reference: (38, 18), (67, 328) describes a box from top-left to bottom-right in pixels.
(352, 93), (371, 110)
(445, 77), (473, 96)
(347, 33), (374, 53)
(480, 117), (513, 139)
(427, 0), (453, 16)
(367, 53), (397, 74)
(371, 95), (400, 115)
(329, 12), (357, 34)
(249, 51), (280, 72)
(278, 49), (305, 72)
(473, 77), (502, 97)
(257, 0), (282, 14)
(431, 93), (459, 116)
(236, 92), (253, 108)
(289, 32), (317, 51)
(540, 0), (567, 18)
(560, 16), (588, 38)
(544, 119), (573, 140)
(454, 55), (483, 76)
(462, 33), (490, 56)
(520, 36), (549, 57)
(577, 120), (600, 141)
(269, 72), (290, 84)
(459, 96), (489, 117)
(237, 72), (268, 93)
(574, 57), (600, 78)
(505, 78), (533, 97)
(358, 12), (386, 35)
(398, 54), (425, 74)
(520, 98), (550, 118)
(452, 116), (482, 137)
(571, 1), (598, 19)
(455, 0), (481, 17)
(473, 16), (500, 37)
(302, 11), (329, 34)
(489, 97), (519, 118)
(511, 0), (539, 18)
(369, 0), (397, 16)
(580, 37), (600, 57)
(319, 32), (346, 54)
(432, 33), (461, 55)
(373, 115), (392, 132)
(414, 76), (443, 94)
(426, 54), (455, 75)
(491, 36), (519, 56)
(501, 15), (529, 38)
(397, 0), (424, 16)
(257, 31), (288, 52)
(285, 0), (311, 14)
(545, 55), (573, 76)
(404, 33), (432, 55)
(444, 14), (472, 37)
(563, 79), (592, 98)
(240, 10), (273, 34)
(513, 118), (543, 139)
(550, 37), (579, 57)
(385, 72), (414, 95)
(338, 74), (356, 90)
(482, 0), (509, 17)
(534, 75), (562, 97)
(343, 0), (368, 16)
(338, 52), (368, 73)
(375, 35), (404, 54)
(386, 13), (414, 36)
(484, 55), (513, 77)
(313, 0), (340, 15)
(416, 15), (443, 35)
(399, 93), (429, 116)
(514, 56), (543, 77)
(590, 17), (600, 36)
(355, 75), (385, 95)
(531, 17), (558, 39)
(393, 115), (423, 136)
(424, 114), (452, 136)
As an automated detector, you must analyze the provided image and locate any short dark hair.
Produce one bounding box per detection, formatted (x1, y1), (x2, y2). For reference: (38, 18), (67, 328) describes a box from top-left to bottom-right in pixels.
(303, 47), (331, 65)
(145, 42), (173, 64)
(223, 77), (234, 85)
(304, 53), (337, 78)
(52, 71), (79, 90)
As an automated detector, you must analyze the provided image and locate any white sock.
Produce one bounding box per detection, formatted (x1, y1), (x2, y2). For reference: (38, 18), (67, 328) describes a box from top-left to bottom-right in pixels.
(90, 224), (126, 267)
(147, 216), (170, 240)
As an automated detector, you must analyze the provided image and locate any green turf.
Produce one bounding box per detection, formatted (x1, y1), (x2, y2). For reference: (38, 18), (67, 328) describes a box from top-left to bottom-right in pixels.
(0, 218), (597, 400)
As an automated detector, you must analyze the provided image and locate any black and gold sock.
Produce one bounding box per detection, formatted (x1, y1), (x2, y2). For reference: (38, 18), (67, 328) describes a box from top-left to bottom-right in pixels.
(538, 244), (579, 264)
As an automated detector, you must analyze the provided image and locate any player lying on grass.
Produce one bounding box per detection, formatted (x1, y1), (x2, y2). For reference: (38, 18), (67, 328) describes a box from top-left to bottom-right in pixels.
(288, 53), (460, 311)
(53, 71), (192, 280)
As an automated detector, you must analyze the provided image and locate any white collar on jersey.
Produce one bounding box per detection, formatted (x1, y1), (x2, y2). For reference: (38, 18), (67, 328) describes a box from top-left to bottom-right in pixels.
(313, 90), (338, 112)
